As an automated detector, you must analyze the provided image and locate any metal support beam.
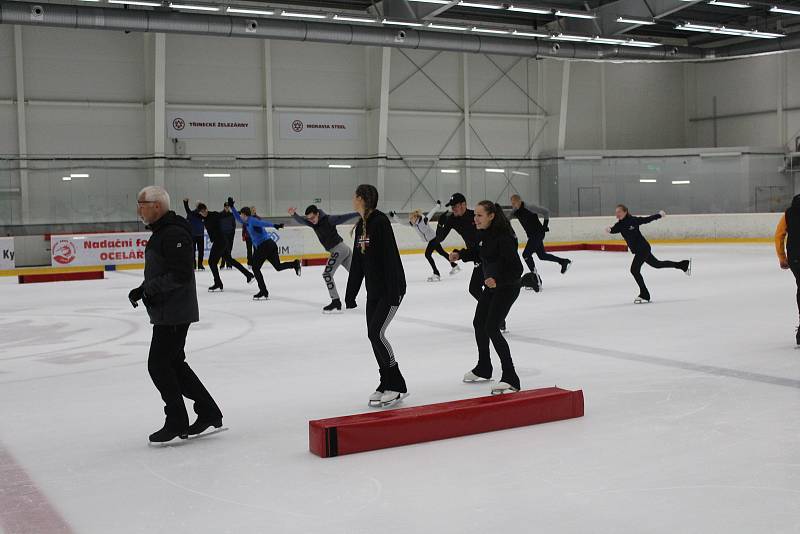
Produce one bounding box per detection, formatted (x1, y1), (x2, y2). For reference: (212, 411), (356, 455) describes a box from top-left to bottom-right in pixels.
(557, 62), (570, 151)
(397, 49), (462, 111)
(377, 47), (391, 199)
(549, 0), (705, 36)
(153, 32), (166, 188)
(778, 53), (787, 148)
(263, 40), (276, 217)
(601, 62), (607, 150)
(463, 52), (471, 202)
(13, 25), (29, 224)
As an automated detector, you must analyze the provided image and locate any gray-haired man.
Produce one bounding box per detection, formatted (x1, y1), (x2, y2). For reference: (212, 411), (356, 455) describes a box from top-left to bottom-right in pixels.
(130, 186), (223, 445)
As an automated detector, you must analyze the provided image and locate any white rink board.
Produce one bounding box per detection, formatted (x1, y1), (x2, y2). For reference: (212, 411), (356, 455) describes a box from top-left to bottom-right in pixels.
(0, 236), (14, 269)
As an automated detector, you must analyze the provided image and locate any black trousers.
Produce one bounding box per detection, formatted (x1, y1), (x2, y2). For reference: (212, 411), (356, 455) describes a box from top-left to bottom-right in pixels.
(522, 238), (566, 273)
(193, 236), (205, 269)
(468, 265), (483, 301)
(245, 236), (253, 266)
(790, 261), (800, 319)
(148, 324), (221, 431)
(209, 239), (251, 286)
(366, 298), (406, 393)
(251, 240), (295, 294)
(222, 232), (236, 267)
(472, 284), (521, 389)
(425, 240), (454, 276)
(630, 251), (688, 300)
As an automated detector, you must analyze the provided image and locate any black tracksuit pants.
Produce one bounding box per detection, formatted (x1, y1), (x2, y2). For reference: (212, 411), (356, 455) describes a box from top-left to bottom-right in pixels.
(251, 240), (295, 294)
(366, 298), (406, 393)
(148, 324), (221, 431)
(424, 240), (455, 276)
(245, 236), (253, 266)
(209, 239), (251, 287)
(472, 284), (521, 389)
(630, 251), (688, 300)
(522, 238), (566, 273)
(193, 236), (205, 269)
(222, 232), (236, 268)
(790, 261), (800, 319)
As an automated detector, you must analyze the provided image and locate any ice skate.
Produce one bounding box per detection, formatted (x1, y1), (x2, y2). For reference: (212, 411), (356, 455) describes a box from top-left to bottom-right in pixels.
(345, 300), (358, 310)
(208, 283), (224, 292)
(148, 425), (188, 446)
(634, 295), (651, 304)
(685, 258), (693, 277)
(449, 264), (461, 276)
(795, 325), (800, 347)
(500, 322), (509, 334)
(463, 370), (492, 383)
(427, 274), (441, 282)
(294, 259), (302, 277)
(246, 273), (255, 284)
(368, 390), (384, 407)
(188, 417), (223, 436)
(379, 390), (409, 408)
(521, 272), (541, 292)
(561, 259), (572, 274)
(491, 382), (520, 395)
(323, 299), (342, 314)
(253, 291), (269, 300)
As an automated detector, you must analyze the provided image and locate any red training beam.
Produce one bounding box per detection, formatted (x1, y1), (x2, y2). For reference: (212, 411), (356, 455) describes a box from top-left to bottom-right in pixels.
(18, 271), (104, 284)
(309, 387), (584, 458)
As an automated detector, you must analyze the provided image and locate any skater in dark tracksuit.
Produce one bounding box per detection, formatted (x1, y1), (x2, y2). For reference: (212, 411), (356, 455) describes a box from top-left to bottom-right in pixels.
(220, 204), (237, 269)
(130, 186), (223, 445)
(606, 204), (691, 303)
(510, 194), (571, 283)
(289, 204), (359, 312)
(347, 184), (408, 408)
(440, 193), (508, 331)
(774, 194), (800, 345)
(229, 197), (300, 300)
(183, 199), (206, 270)
(191, 199), (253, 291)
(451, 201), (523, 394)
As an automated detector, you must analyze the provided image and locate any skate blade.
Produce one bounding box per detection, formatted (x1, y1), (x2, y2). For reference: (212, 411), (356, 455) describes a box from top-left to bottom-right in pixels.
(463, 377), (492, 383)
(633, 299), (651, 304)
(491, 387), (520, 395)
(380, 392), (409, 408)
(253, 297), (270, 301)
(149, 427), (228, 448)
(322, 309), (343, 314)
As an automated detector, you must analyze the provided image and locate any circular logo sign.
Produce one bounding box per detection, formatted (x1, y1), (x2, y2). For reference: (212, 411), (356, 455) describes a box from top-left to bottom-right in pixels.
(52, 240), (77, 265)
(291, 120), (304, 133)
(173, 118), (185, 131)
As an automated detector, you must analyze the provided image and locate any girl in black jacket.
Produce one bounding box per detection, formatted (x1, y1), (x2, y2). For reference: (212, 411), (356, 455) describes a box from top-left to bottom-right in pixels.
(347, 184), (409, 408)
(450, 201), (523, 394)
(606, 204), (691, 303)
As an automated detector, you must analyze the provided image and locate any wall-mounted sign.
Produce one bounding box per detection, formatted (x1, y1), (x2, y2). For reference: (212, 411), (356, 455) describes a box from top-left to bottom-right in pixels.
(279, 113), (358, 140)
(167, 111), (256, 139)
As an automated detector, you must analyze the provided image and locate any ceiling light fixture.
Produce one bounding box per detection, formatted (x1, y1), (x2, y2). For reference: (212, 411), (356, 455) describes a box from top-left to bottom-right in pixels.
(333, 15), (377, 23)
(281, 11), (327, 18)
(708, 0), (749, 7)
(459, 1), (504, 8)
(508, 5), (551, 14)
(109, 0), (163, 6)
(512, 30), (549, 37)
(485, 168), (506, 173)
(672, 180), (691, 184)
(551, 33), (593, 41)
(471, 26), (510, 34)
(70, 173), (90, 178)
(440, 169), (461, 173)
(428, 23), (470, 30)
(203, 173), (231, 178)
(616, 15), (656, 25)
(770, 5), (800, 15)
(226, 7), (275, 15)
(382, 19), (424, 26)
(328, 164), (352, 169)
(169, 3), (220, 11)
(639, 179), (657, 183)
(555, 9), (597, 19)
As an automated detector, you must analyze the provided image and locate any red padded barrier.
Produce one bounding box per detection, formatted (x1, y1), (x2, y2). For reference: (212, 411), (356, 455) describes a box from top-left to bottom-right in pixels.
(309, 387), (584, 458)
(545, 243), (627, 252)
(18, 271), (104, 284)
(302, 258), (329, 267)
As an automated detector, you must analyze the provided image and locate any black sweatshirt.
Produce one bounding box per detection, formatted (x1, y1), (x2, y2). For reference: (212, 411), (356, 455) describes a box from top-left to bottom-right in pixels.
(437, 209), (479, 249)
(512, 202), (548, 240)
(200, 211), (225, 243)
(347, 210), (406, 305)
(609, 213), (661, 254)
(292, 211), (358, 251)
(457, 228), (523, 288)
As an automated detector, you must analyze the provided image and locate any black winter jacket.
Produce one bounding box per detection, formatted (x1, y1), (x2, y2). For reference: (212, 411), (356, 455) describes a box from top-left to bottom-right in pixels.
(140, 211), (199, 326)
(458, 228), (523, 288)
(437, 209), (479, 249)
(347, 210), (406, 305)
(609, 213), (661, 255)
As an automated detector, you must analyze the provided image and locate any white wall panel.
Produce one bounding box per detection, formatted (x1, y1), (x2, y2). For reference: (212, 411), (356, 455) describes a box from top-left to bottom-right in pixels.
(27, 106), (147, 155)
(565, 62), (602, 150)
(389, 49), (461, 112)
(468, 55), (531, 115)
(0, 107), (17, 154)
(23, 27), (145, 102)
(0, 26), (15, 99)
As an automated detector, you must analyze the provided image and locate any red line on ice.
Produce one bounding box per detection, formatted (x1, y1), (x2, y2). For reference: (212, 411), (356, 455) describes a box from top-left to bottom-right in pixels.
(0, 443), (73, 534)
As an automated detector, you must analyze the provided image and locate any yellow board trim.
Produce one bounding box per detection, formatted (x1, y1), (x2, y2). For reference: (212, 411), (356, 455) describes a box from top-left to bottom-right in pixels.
(0, 237), (773, 277)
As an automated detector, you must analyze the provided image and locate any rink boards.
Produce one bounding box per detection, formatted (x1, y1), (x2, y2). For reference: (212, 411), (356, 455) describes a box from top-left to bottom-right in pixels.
(309, 387), (585, 458)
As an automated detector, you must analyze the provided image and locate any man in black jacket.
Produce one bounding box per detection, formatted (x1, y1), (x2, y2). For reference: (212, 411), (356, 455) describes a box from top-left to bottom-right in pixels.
(220, 203), (237, 269)
(510, 195), (571, 285)
(130, 186), (223, 444)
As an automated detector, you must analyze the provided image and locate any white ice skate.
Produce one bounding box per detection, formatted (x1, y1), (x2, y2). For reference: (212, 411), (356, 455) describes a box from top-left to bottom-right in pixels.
(463, 371), (492, 383)
(379, 390), (409, 408)
(368, 390), (383, 407)
(633, 296), (651, 304)
(427, 274), (441, 282)
(449, 265), (461, 276)
(490, 382), (519, 395)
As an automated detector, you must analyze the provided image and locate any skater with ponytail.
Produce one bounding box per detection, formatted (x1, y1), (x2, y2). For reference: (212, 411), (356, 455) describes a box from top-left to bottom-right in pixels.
(450, 200), (524, 394)
(346, 184), (409, 407)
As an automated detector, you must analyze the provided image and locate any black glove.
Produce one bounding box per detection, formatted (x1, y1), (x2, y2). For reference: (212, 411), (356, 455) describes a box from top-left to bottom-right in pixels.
(543, 221), (550, 233)
(274, 223), (284, 230)
(389, 211), (396, 218)
(227, 197), (235, 207)
(436, 200), (441, 206)
(128, 286), (144, 308)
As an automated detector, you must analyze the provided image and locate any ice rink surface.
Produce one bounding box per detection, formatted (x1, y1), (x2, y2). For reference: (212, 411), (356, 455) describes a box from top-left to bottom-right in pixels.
(1, 243), (799, 534)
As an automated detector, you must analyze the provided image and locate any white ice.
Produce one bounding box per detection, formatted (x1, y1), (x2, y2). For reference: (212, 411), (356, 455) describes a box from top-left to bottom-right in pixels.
(1, 244), (799, 534)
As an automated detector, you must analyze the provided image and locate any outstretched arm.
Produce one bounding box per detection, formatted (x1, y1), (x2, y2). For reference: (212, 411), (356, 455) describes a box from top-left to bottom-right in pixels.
(635, 213), (663, 226)
(425, 201), (442, 222)
(183, 199), (193, 218)
(526, 203), (550, 226)
(291, 213), (313, 227)
(327, 212), (360, 225)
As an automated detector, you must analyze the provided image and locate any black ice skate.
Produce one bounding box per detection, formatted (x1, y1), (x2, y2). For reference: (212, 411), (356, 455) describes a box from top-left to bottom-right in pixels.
(188, 416), (223, 436)
(294, 259), (302, 277)
(561, 259), (572, 274)
(253, 291), (269, 300)
(323, 299), (342, 314)
(795, 326), (800, 347)
(521, 272), (541, 292)
(246, 273), (255, 284)
(208, 283), (224, 292)
(148, 425), (188, 445)
(345, 300), (358, 310)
